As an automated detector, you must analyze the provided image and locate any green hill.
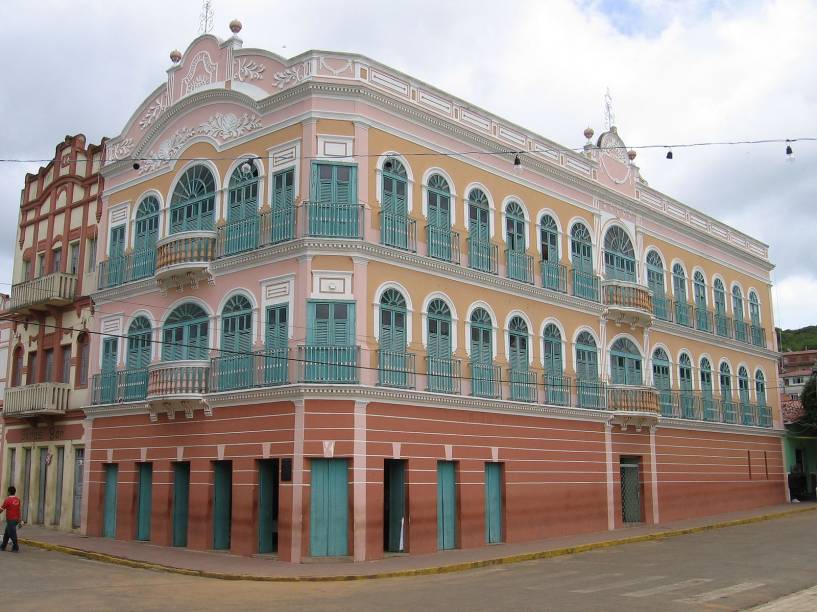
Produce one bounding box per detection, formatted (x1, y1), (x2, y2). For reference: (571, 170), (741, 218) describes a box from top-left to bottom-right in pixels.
(778, 325), (817, 352)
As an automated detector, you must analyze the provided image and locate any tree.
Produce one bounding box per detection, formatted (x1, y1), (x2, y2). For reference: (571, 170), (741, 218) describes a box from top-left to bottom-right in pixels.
(801, 374), (817, 426)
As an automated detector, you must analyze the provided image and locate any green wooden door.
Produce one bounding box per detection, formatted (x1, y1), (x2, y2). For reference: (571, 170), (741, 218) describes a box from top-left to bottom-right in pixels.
(694, 273), (709, 331)
(172, 462), (190, 547)
(258, 459), (279, 554)
(103, 464), (118, 538)
(468, 190), (491, 271)
(310, 163), (358, 237)
(381, 159), (408, 249)
(213, 461), (232, 550)
(543, 325), (567, 405)
(437, 461), (457, 550)
(714, 281), (728, 336)
(720, 365), (734, 422)
(219, 296), (253, 390)
(427, 175), (452, 261)
(679, 355), (694, 418)
(271, 168), (295, 243)
(576, 333), (600, 408)
(646, 251), (666, 320)
(101, 337), (118, 404)
(264, 304), (288, 385)
(508, 316), (531, 401)
(125, 317), (151, 401)
(673, 265), (689, 326)
(427, 299), (453, 393)
(379, 289), (408, 387)
(540, 215), (561, 290)
(505, 202), (527, 281)
(136, 463), (152, 541)
(226, 164), (260, 255)
(108, 225), (126, 286)
(484, 463), (503, 544)
(700, 360), (715, 420)
(652, 350), (672, 416)
(571, 224), (596, 299)
(133, 197), (159, 279)
(307, 302), (356, 382)
(310, 458), (349, 557)
(470, 308), (494, 397)
(385, 460), (406, 552)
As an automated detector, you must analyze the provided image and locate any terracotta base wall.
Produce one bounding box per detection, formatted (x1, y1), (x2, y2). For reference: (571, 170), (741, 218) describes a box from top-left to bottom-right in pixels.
(85, 399), (787, 562)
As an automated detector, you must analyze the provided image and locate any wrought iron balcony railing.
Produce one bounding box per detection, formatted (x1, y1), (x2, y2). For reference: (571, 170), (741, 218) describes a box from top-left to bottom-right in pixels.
(570, 269), (600, 302)
(467, 238), (498, 274)
(98, 250), (156, 289)
(507, 368), (537, 402)
(380, 212), (417, 252)
(301, 202), (363, 239)
(541, 261), (567, 293)
(377, 350), (416, 389)
(543, 374), (571, 406)
(426, 356), (462, 394)
(426, 225), (460, 264)
(506, 250), (534, 284)
(210, 349), (290, 391)
(469, 362), (501, 399)
(91, 369), (149, 404)
(215, 206), (297, 258)
(297, 345), (359, 384)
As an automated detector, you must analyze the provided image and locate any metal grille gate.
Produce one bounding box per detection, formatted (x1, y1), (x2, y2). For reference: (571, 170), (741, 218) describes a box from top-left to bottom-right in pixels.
(620, 458), (642, 523)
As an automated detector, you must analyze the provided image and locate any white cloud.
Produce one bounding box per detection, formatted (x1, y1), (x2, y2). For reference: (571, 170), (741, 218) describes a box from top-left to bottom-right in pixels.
(0, 0), (814, 328)
(773, 275), (817, 331)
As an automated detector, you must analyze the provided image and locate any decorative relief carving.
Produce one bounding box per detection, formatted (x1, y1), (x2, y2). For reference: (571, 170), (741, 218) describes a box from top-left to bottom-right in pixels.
(182, 51), (218, 95)
(319, 56), (353, 76)
(232, 57), (265, 81)
(139, 113), (262, 174)
(139, 94), (169, 130)
(273, 60), (310, 89)
(107, 138), (134, 164)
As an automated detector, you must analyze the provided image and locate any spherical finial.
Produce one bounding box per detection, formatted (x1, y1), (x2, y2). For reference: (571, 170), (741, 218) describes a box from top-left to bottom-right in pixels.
(627, 149), (637, 161)
(170, 49), (182, 63)
(229, 19), (242, 34)
(584, 127), (594, 140)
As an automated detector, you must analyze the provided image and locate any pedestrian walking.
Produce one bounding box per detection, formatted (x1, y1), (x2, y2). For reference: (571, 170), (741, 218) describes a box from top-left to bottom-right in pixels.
(0, 486), (22, 552)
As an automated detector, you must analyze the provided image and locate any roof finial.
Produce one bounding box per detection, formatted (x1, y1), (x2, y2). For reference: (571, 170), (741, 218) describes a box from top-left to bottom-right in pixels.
(603, 87), (615, 131)
(199, 0), (215, 34)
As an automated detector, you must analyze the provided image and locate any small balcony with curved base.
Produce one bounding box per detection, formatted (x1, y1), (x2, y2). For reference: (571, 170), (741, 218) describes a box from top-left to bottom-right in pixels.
(3, 383), (71, 419)
(154, 232), (217, 292)
(606, 384), (660, 430)
(602, 280), (654, 328)
(145, 361), (211, 421)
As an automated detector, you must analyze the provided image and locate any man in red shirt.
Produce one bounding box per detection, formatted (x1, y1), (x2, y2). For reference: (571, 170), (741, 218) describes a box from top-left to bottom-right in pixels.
(0, 486), (22, 552)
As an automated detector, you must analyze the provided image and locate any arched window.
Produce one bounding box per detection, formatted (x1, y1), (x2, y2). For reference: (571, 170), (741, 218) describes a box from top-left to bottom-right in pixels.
(603, 226), (635, 282)
(162, 303), (209, 361)
(427, 174), (452, 261)
(468, 189), (493, 273)
(170, 165), (216, 233)
(11, 346), (23, 387)
(672, 263), (690, 326)
(218, 296), (253, 390)
(738, 366), (752, 424)
(693, 271), (710, 332)
(427, 299), (454, 393)
(678, 353), (694, 418)
(379, 289), (409, 387)
(505, 202), (526, 252)
(700, 357), (715, 420)
(470, 307), (495, 397)
(543, 324), (567, 405)
(576, 331), (600, 408)
(714, 279), (729, 337)
(131, 196), (160, 281)
(646, 251), (667, 320)
(571, 223), (596, 300)
(755, 370), (766, 406)
(732, 286), (746, 341)
(381, 157), (409, 249)
(749, 290), (761, 334)
(76, 333), (90, 387)
(124, 317), (151, 401)
(719, 362), (734, 422)
(225, 162), (260, 255)
(652, 348), (671, 415)
(508, 316), (533, 401)
(540, 215), (563, 291)
(610, 338), (642, 385)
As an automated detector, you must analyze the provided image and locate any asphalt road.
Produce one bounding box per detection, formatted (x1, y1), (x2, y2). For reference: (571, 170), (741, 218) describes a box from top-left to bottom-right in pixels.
(6, 511), (817, 611)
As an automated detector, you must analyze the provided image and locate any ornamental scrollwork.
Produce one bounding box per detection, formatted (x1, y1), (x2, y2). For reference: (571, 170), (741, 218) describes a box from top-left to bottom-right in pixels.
(273, 60), (310, 89)
(139, 94), (169, 130)
(233, 57), (265, 81)
(198, 112), (261, 140)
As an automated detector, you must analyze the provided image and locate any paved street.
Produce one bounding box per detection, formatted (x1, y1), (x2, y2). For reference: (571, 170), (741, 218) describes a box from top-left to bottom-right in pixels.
(6, 511), (817, 611)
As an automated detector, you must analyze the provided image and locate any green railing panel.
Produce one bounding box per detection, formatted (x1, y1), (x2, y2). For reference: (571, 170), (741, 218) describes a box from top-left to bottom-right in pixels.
(506, 250), (533, 284)
(467, 238), (498, 274)
(304, 202), (361, 238)
(571, 269), (600, 302)
(377, 350), (416, 389)
(426, 357), (461, 394)
(508, 369), (536, 402)
(541, 261), (567, 293)
(380, 212), (416, 252)
(426, 225), (460, 263)
(544, 375), (571, 406)
(299, 345), (359, 383)
(470, 362), (500, 399)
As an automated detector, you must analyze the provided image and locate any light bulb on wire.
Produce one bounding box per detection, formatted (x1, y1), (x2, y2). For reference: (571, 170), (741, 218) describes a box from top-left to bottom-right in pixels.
(513, 154), (524, 176)
(786, 141), (795, 163)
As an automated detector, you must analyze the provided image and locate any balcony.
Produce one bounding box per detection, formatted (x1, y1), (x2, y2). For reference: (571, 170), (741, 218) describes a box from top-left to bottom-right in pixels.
(508, 369), (537, 402)
(98, 250), (156, 289)
(671, 300), (694, 328)
(750, 325), (767, 348)
(3, 383), (71, 417)
(602, 280), (653, 327)
(301, 201), (363, 239)
(9, 272), (76, 313)
(541, 261), (567, 293)
(377, 350), (416, 389)
(652, 295), (671, 321)
(715, 313), (733, 339)
(734, 319), (748, 343)
(380, 212), (417, 252)
(426, 357), (462, 394)
(146, 361), (210, 400)
(543, 374), (571, 406)
(576, 380), (607, 409)
(155, 231), (217, 289)
(606, 385), (660, 428)
(210, 349), (290, 392)
(90, 369), (148, 404)
(694, 307), (713, 333)
(298, 345), (359, 384)
(215, 206), (296, 258)
(426, 226), (460, 264)
(506, 250), (534, 284)
(467, 238), (498, 274)
(469, 362), (501, 399)
(570, 269), (600, 302)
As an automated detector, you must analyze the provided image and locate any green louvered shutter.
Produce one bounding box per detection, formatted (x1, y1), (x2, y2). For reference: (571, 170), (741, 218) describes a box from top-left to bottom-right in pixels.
(264, 304), (288, 385)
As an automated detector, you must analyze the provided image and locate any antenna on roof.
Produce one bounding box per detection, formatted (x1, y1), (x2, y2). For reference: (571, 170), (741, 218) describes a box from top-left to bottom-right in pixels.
(199, 0), (215, 34)
(603, 87), (615, 131)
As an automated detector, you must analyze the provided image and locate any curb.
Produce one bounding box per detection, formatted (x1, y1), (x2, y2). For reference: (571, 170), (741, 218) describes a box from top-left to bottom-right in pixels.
(19, 505), (816, 582)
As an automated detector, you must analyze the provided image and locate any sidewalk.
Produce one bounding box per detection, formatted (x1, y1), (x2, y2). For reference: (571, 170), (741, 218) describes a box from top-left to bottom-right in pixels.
(18, 502), (816, 581)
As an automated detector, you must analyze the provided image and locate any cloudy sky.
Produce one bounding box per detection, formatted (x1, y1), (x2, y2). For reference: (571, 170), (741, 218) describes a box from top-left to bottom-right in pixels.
(0, 0), (814, 329)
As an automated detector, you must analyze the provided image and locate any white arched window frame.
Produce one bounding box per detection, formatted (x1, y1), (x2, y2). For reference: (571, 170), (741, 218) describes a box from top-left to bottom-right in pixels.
(535, 209), (564, 261)
(463, 182), (496, 238)
(420, 167), (457, 225)
(164, 158), (222, 240)
(376, 152), (415, 213)
(420, 292), (458, 352)
(571, 326), (601, 376)
(643, 246), (668, 292)
(161, 295), (216, 352)
(677, 349), (695, 390)
(503, 310), (534, 365)
(464, 301), (498, 359)
(730, 281), (745, 318)
(671, 259), (689, 297)
(373, 281), (414, 344)
(600, 220), (638, 283)
(223, 154), (266, 215)
(567, 217), (595, 268)
(539, 317), (567, 368)
(130, 189), (164, 250)
(647, 343), (673, 387)
(215, 288), (260, 347)
(718, 358), (734, 399)
(607, 333), (644, 380)
(500, 196), (531, 249)
(748, 288), (762, 324)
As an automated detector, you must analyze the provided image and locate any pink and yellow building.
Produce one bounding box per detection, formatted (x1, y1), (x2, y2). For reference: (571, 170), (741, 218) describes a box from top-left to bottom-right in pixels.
(77, 23), (784, 561)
